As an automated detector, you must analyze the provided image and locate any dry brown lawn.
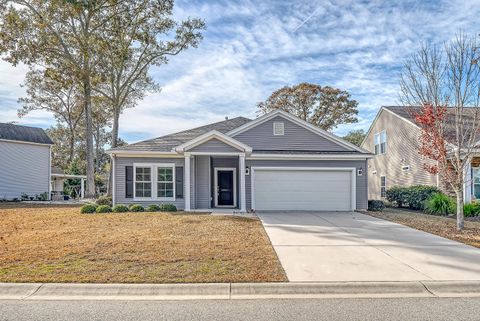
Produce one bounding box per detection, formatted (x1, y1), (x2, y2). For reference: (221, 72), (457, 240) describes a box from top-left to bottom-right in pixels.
(0, 203), (286, 283)
(367, 207), (480, 248)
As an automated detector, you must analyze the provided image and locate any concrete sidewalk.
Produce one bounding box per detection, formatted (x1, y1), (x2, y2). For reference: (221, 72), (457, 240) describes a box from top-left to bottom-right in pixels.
(1, 281), (480, 300)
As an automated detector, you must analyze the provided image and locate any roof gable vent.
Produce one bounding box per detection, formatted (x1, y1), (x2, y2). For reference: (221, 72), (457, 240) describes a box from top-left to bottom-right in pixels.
(273, 122), (284, 136)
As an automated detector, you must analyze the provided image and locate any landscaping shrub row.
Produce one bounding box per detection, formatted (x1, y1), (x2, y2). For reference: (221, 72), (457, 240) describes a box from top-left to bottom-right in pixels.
(386, 185), (440, 210)
(81, 203), (177, 214)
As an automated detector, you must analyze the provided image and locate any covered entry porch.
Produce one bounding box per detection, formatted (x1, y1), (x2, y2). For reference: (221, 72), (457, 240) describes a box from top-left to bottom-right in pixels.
(184, 152), (247, 212)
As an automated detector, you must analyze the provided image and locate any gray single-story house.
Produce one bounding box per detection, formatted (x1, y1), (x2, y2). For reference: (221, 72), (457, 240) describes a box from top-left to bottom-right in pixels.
(0, 122), (53, 200)
(108, 110), (372, 212)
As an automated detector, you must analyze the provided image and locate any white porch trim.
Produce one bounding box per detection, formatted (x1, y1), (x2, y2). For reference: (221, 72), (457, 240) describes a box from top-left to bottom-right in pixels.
(184, 155), (191, 211)
(175, 130), (252, 153)
(239, 154), (246, 212)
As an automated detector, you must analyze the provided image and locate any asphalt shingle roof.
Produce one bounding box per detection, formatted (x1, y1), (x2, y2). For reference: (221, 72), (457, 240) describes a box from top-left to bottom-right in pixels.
(111, 116), (252, 152)
(384, 105), (480, 144)
(0, 123), (53, 145)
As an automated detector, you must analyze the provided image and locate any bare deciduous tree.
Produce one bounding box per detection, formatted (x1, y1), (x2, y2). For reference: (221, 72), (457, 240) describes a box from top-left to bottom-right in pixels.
(400, 34), (480, 230)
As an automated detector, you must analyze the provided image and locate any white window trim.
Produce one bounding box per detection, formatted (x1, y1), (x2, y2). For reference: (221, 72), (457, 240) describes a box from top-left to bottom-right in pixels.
(380, 175), (386, 198)
(133, 163), (176, 201)
(374, 130), (387, 155)
(273, 122), (285, 136)
(214, 167), (237, 208)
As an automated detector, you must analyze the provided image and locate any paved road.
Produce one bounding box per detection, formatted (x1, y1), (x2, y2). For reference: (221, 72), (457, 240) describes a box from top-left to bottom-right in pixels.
(1, 298), (479, 321)
(258, 211), (480, 282)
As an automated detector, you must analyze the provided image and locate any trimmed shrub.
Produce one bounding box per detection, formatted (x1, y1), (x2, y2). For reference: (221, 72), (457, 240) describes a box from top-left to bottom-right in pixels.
(386, 186), (408, 207)
(368, 200), (385, 212)
(424, 193), (456, 215)
(464, 202), (480, 217)
(96, 196), (112, 206)
(386, 185), (440, 210)
(96, 205), (112, 213)
(159, 204), (177, 212)
(146, 204), (161, 212)
(129, 204), (144, 212)
(81, 204), (97, 214)
(113, 204), (129, 213)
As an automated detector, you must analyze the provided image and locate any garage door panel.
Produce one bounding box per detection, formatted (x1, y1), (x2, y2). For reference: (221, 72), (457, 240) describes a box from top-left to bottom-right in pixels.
(253, 169), (353, 211)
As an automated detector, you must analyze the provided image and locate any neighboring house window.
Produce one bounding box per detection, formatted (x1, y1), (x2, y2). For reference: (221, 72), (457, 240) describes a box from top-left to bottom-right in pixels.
(135, 167), (152, 198)
(157, 166), (175, 198)
(374, 130), (387, 154)
(273, 122), (285, 136)
(380, 176), (386, 198)
(473, 167), (480, 199)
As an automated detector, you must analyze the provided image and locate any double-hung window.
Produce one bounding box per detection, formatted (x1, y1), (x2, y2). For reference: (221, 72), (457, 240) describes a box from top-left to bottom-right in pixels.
(135, 167), (152, 198)
(473, 167), (480, 199)
(157, 167), (174, 198)
(133, 164), (175, 200)
(374, 130), (387, 155)
(380, 176), (386, 198)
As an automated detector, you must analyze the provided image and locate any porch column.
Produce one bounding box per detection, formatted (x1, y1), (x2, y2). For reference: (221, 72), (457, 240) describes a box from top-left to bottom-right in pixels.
(239, 154), (246, 212)
(464, 160), (472, 204)
(80, 178), (85, 199)
(184, 154), (191, 211)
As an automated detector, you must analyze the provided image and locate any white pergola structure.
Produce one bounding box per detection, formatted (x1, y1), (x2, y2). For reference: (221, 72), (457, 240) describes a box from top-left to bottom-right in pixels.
(51, 173), (87, 199)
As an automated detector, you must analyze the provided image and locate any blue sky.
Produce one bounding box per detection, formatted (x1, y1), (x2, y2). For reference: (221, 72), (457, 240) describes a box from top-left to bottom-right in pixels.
(1, 0), (480, 143)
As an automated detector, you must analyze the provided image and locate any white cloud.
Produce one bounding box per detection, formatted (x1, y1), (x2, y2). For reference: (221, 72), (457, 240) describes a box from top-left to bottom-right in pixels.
(1, 0), (480, 141)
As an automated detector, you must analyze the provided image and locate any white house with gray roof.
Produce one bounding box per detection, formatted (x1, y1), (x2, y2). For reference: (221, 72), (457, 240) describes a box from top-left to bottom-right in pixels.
(0, 123), (53, 200)
(108, 110), (372, 212)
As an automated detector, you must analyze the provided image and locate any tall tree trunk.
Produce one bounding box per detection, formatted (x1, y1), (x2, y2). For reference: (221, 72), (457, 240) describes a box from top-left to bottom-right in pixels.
(68, 132), (75, 164)
(107, 108), (120, 196)
(84, 75), (95, 198)
(456, 189), (464, 231)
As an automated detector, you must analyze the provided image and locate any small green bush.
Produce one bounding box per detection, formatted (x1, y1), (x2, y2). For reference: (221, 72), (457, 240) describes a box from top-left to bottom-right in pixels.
(81, 204), (97, 214)
(113, 204), (129, 213)
(96, 205), (112, 213)
(159, 204), (177, 212)
(424, 193), (456, 215)
(129, 204), (144, 212)
(368, 200), (385, 211)
(386, 185), (440, 210)
(464, 202), (480, 217)
(96, 196), (112, 206)
(146, 204), (161, 212)
(386, 186), (408, 207)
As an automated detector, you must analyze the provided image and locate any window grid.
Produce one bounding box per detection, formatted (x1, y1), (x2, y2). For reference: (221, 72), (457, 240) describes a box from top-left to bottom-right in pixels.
(157, 167), (174, 198)
(374, 130), (387, 155)
(135, 167), (152, 198)
(380, 176), (386, 198)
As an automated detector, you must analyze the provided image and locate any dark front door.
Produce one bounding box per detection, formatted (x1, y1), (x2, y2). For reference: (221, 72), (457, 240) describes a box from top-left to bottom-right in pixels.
(217, 170), (235, 206)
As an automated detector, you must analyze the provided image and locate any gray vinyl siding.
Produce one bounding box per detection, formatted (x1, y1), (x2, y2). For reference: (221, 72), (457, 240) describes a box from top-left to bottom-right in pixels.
(211, 157), (239, 209)
(361, 109), (437, 200)
(194, 155), (210, 208)
(188, 138), (241, 153)
(0, 140), (50, 200)
(114, 157), (186, 208)
(234, 116), (352, 152)
(245, 159), (368, 210)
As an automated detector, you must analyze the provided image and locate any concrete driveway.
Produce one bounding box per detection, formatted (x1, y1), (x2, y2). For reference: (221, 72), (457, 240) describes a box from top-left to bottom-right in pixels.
(258, 211), (480, 282)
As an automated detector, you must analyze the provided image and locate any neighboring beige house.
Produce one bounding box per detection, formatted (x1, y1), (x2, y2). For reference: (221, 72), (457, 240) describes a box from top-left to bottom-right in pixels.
(362, 106), (480, 203)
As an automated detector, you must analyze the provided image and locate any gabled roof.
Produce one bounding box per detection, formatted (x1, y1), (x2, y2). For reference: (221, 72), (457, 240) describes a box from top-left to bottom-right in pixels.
(175, 130), (252, 153)
(363, 106), (480, 147)
(110, 117), (251, 152)
(227, 109), (371, 154)
(0, 123), (53, 145)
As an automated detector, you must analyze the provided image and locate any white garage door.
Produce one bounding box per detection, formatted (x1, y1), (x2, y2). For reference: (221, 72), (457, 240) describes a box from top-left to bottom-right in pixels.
(252, 168), (354, 211)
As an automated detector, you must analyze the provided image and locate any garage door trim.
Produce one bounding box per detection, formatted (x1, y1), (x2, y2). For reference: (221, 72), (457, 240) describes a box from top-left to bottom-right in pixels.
(251, 167), (356, 211)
